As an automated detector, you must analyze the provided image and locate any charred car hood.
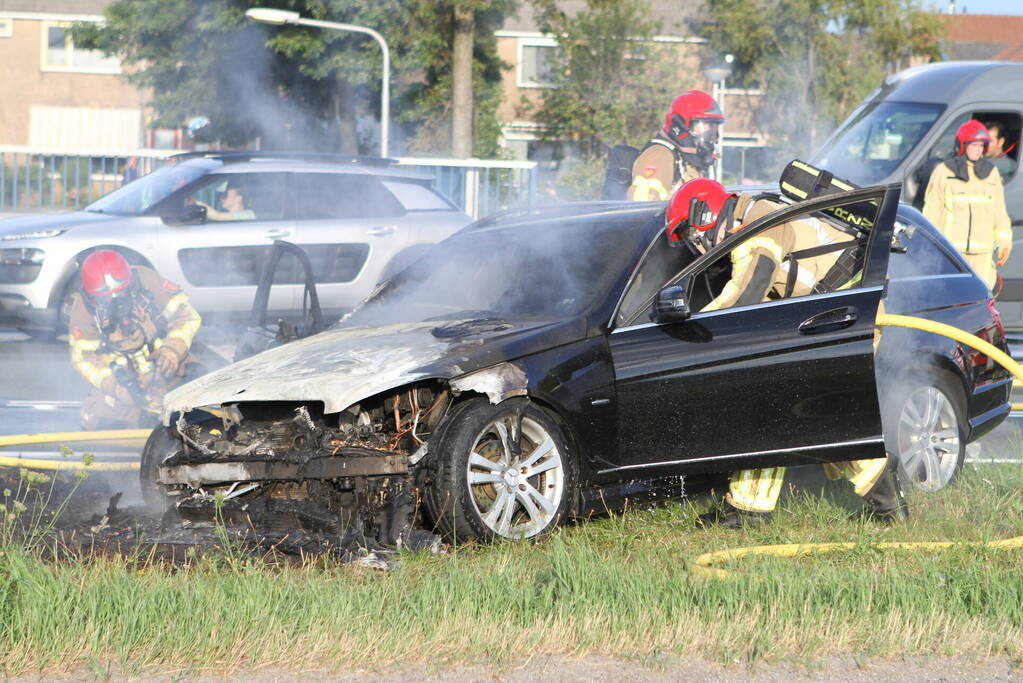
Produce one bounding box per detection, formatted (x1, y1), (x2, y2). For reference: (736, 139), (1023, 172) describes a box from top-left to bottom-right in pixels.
(163, 316), (585, 420)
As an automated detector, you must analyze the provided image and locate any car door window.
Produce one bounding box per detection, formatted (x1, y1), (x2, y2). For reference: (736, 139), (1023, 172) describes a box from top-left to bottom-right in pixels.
(288, 173), (406, 219)
(616, 229), (695, 326)
(687, 198), (877, 315)
(175, 173), (286, 222)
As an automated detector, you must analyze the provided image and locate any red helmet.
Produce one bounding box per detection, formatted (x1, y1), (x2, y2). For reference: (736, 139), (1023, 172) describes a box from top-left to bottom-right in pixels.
(80, 250), (133, 299)
(955, 120), (991, 155)
(665, 179), (736, 250)
(664, 90), (725, 146)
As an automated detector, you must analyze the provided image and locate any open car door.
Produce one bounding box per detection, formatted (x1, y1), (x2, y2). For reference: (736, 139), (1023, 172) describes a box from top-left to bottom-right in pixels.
(607, 183), (900, 475)
(234, 240), (326, 362)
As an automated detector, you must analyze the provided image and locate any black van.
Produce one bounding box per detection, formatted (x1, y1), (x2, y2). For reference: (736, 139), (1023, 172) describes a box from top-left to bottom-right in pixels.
(812, 61), (1023, 329)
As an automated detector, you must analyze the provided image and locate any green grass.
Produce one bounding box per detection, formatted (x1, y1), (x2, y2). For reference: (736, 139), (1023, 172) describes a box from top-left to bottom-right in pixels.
(1, 461), (1022, 676)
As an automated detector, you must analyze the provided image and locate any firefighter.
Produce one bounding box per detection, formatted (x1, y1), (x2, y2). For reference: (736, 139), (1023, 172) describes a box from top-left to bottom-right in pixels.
(627, 90), (724, 201)
(69, 250), (202, 429)
(922, 120), (1012, 290)
(664, 180), (908, 527)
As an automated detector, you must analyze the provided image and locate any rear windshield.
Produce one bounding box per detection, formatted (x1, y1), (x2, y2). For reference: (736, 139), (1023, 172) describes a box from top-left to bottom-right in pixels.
(340, 213), (653, 326)
(814, 101), (945, 185)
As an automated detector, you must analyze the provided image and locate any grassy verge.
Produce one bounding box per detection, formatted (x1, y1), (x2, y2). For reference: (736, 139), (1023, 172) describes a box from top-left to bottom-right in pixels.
(1, 461), (1022, 676)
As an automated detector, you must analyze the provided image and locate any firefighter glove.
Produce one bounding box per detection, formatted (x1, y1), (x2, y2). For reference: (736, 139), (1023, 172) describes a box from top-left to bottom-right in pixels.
(153, 346), (181, 376)
(997, 235), (1012, 266)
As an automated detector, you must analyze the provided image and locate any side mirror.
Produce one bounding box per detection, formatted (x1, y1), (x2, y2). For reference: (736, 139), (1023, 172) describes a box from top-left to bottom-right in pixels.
(163, 204), (206, 226)
(652, 283), (691, 323)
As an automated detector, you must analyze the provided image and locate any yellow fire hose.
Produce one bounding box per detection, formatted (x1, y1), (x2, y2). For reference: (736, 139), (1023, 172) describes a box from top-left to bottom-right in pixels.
(693, 313), (1023, 579)
(0, 429), (149, 471)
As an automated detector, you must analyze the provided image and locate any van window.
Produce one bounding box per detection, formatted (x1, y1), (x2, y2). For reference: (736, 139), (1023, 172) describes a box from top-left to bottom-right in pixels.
(922, 111), (1021, 183)
(814, 101), (945, 185)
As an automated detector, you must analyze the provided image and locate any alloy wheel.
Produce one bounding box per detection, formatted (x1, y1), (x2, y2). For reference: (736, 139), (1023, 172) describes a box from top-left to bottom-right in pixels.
(465, 413), (565, 539)
(894, 385), (961, 492)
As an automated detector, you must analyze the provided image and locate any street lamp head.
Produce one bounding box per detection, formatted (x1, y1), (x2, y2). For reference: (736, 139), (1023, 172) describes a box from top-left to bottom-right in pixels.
(245, 8), (300, 25)
(701, 63), (733, 84)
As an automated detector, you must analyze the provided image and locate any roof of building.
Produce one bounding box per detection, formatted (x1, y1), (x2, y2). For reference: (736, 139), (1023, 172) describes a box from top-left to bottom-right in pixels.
(0, 0), (110, 15)
(945, 13), (1023, 44)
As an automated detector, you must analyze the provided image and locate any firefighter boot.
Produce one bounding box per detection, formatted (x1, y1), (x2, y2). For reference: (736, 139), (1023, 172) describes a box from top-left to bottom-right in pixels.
(697, 503), (771, 529)
(858, 467), (909, 523)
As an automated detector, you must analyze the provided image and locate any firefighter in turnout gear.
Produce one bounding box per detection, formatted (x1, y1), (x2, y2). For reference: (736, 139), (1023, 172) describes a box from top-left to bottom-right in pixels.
(923, 120), (1012, 290)
(627, 90), (723, 201)
(69, 250), (202, 429)
(664, 180), (908, 527)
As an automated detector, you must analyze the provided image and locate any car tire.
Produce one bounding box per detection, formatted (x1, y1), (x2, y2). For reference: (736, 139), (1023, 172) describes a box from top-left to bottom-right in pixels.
(424, 397), (576, 542)
(140, 426), (177, 512)
(883, 371), (967, 492)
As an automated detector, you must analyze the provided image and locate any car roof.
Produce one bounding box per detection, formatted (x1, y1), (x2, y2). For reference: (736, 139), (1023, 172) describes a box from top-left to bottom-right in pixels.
(878, 61), (1023, 105)
(174, 152), (436, 182)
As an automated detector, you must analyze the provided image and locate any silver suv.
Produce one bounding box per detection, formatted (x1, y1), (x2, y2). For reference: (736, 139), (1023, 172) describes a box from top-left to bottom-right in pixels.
(0, 153), (472, 330)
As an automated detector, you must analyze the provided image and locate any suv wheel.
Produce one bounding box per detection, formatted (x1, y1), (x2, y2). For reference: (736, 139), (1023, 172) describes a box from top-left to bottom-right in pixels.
(424, 398), (575, 542)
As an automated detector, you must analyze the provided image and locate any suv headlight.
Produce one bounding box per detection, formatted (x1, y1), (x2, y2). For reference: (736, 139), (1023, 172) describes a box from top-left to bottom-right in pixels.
(0, 248), (44, 265)
(0, 229), (65, 241)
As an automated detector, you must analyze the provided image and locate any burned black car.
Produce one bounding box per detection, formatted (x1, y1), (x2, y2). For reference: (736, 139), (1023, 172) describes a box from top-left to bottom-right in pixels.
(148, 182), (1009, 543)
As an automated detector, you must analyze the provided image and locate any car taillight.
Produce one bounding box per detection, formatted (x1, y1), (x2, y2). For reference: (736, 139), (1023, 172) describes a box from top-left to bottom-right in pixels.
(987, 298), (1006, 340)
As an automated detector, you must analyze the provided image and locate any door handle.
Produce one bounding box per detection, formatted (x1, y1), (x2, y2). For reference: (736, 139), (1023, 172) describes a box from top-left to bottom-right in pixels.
(264, 228), (292, 239)
(366, 226), (396, 237)
(798, 306), (858, 334)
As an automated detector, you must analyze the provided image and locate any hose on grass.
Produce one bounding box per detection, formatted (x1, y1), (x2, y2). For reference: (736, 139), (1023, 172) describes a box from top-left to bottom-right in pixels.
(693, 313), (1023, 579)
(0, 429), (149, 471)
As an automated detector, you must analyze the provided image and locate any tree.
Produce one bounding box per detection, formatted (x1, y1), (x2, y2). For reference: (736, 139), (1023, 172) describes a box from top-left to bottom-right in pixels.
(700, 0), (943, 158)
(528, 0), (685, 198)
(73, 0), (516, 156)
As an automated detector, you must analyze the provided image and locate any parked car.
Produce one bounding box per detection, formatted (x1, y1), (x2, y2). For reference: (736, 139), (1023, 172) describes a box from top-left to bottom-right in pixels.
(143, 184), (1009, 543)
(812, 61), (1023, 329)
(0, 152), (472, 332)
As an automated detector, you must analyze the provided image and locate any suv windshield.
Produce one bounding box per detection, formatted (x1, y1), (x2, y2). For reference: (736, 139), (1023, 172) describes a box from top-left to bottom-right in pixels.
(814, 101), (945, 185)
(85, 160), (219, 216)
(341, 211), (655, 327)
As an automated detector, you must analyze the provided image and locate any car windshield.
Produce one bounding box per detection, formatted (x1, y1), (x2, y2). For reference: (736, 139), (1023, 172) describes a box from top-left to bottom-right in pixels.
(84, 160), (218, 216)
(813, 101), (945, 185)
(340, 211), (656, 327)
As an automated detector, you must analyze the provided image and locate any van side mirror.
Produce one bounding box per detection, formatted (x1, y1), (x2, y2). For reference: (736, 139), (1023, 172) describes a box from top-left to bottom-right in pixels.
(652, 282), (691, 323)
(163, 204), (206, 226)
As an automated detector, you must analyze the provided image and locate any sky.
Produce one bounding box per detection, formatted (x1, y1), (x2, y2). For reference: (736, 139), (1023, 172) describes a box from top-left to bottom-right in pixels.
(932, 0), (1023, 14)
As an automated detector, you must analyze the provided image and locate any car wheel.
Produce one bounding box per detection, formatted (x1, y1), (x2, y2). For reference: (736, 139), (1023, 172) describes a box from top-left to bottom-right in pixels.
(885, 374), (966, 492)
(425, 397), (575, 542)
(140, 426), (177, 512)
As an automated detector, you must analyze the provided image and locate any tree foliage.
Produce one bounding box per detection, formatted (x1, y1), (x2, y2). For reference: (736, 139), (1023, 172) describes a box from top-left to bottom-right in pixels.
(700, 0), (944, 156)
(528, 0), (686, 197)
(73, 0), (515, 155)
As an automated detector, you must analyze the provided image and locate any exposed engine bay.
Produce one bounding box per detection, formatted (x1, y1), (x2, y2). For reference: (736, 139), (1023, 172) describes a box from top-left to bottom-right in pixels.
(154, 383), (451, 546)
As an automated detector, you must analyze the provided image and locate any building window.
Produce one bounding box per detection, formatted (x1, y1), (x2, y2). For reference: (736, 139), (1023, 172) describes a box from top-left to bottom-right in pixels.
(0, 18), (13, 37)
(518, 39), (560, 88)
(41, 22), (120, 73)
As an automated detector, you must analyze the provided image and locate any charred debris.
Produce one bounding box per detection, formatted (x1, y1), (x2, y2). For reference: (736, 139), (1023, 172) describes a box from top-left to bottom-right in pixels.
(159, 383), (453, 548)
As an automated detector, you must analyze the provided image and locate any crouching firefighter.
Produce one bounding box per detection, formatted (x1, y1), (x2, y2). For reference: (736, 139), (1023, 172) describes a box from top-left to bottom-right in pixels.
(624, 90), (724, 201)
(69, 250), (202, 429)
(663, 179), (908, 527)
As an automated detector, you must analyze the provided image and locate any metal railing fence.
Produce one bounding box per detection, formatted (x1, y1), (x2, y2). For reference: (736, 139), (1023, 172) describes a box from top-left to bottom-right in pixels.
(0, 146), (538, 219)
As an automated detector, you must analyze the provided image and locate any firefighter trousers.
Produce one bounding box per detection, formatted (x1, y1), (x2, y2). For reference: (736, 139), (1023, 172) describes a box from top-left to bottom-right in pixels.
(80, 388), (146, 430)
(962, 251), (997, 290)
(726, 457), (890, 513)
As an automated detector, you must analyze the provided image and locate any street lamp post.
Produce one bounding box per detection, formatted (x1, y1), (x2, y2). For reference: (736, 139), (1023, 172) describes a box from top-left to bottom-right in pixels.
(245, 7), (391, 158)
(701, 55), (734, 183)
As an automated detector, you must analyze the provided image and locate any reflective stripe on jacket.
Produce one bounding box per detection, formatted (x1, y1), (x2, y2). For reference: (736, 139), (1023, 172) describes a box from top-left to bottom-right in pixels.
(922, 161), (1011, 255)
